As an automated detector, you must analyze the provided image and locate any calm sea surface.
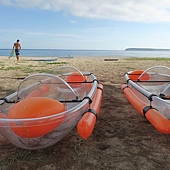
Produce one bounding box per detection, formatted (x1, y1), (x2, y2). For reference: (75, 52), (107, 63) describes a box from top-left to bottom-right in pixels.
(1, 49), (170, 58)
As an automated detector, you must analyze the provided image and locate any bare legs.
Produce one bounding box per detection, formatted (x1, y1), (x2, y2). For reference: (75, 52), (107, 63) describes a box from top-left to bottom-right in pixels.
(16, 55), (19, 61)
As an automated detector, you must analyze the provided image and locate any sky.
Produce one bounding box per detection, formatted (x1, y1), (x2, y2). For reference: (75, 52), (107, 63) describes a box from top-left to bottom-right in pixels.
(1, 0), (170, 50)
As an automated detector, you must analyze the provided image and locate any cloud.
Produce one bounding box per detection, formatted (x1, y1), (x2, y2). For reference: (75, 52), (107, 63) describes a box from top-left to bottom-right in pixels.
(1, 0), (170, 22)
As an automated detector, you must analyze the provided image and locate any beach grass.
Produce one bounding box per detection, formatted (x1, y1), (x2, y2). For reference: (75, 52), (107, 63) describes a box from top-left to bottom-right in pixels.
(124, 57), (170, 61)
(9, 150), (32, 164)
(2, 66), (22, 71)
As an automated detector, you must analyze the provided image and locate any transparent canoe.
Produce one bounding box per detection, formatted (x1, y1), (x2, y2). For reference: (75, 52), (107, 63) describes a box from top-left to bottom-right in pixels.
(0, 66), (103, 150)
(121, 66), (170, 134)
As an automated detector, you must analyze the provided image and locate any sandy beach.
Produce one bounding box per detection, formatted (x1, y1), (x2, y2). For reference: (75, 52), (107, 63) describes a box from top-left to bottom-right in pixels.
(0, 56), (170, 169)
(1, 56), (170, 97)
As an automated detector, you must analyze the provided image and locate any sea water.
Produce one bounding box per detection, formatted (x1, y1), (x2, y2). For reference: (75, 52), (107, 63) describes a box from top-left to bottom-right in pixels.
(1, 49), (170, 58)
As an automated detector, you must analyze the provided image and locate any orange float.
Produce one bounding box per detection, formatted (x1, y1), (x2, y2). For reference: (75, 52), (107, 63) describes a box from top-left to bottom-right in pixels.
(26, 84), (50, 98)
(8, 97), (66, 138)
(128, 70), (144, 81)
(66, 72), (87, 88)
(0, 112), (7, 118)
(77, 84), (103, 139)
(129, 70), (150, 81)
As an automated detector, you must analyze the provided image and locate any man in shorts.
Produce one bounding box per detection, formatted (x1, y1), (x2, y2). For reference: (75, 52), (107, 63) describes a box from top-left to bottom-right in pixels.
(13, 39), (21, 61)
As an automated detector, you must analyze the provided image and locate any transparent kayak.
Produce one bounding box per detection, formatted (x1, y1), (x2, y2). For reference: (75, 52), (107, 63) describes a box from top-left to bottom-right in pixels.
(0, 66), (103, 150)
(122, 66), (170, 134)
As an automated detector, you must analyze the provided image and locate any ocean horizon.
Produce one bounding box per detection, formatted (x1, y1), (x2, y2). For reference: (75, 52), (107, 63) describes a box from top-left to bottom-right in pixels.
(1, 49), (170, 58)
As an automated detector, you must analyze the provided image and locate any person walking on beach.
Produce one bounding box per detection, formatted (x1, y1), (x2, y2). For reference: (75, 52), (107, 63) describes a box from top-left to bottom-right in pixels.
(13, 39), (21, 61)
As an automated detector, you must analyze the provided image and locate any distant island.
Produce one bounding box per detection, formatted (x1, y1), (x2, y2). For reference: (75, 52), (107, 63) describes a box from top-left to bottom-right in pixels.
(125, 48), (170, 51)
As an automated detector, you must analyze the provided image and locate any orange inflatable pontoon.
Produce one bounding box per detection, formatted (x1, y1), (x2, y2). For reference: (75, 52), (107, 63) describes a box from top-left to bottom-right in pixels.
(77, 84), (103, 139)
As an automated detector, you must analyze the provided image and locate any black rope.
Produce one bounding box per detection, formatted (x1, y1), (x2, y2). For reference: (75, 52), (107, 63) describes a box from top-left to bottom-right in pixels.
(159, 94), (170, 100)
(83, 96), (92, 104)
(93, 79), (99, 83)
(97, 85), (103, 91)
(127, 78), (131, 83)
(83, 109), (97, 117)
(143, 106), (157, 119)
(148, 94), (157, 101)
(84, 72), (93, 76)
(122, 85), (129, 90)
(0, 96), (93, 105)
(132, 80), (170, 83)
(0, 98), (16, 103)
(59, 99), (83, 103)
(67, 81), (93, 84)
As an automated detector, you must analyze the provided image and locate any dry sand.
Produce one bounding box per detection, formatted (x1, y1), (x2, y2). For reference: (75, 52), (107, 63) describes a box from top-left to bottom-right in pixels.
(0, 56), (170, 169)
